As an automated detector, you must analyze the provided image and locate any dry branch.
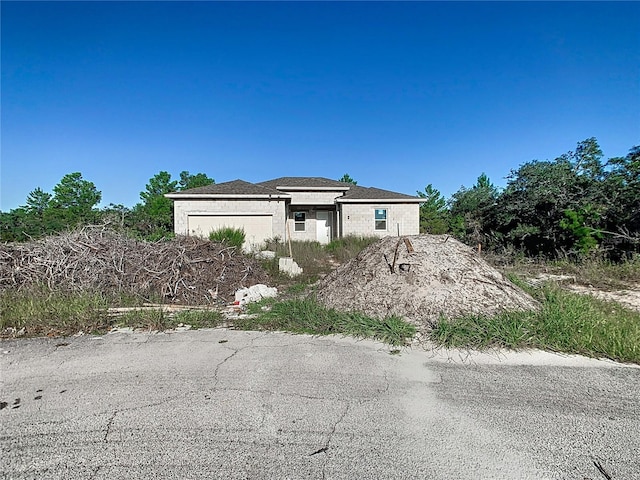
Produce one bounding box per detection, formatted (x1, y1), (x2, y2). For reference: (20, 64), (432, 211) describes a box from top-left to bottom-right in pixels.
(0, 227), (269, 305)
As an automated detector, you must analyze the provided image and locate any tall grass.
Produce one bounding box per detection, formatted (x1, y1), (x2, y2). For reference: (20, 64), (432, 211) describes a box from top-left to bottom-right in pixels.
(244, 297), (416, 346)
(0, 288), (112, 336)
(0, 288), (223, 337)
(430, 283), (640, 364)
(260, 236), (379, 282)
(209, 227), (245, 249)
(325, 235), (379, 262)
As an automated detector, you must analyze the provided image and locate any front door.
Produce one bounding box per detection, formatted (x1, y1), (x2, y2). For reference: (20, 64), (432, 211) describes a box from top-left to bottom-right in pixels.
(316, 211), (331, 244)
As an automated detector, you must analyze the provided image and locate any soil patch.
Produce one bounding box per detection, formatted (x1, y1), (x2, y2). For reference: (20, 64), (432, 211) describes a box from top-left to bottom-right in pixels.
(0, 227), (269, 304)
(316, 235), (538, 326)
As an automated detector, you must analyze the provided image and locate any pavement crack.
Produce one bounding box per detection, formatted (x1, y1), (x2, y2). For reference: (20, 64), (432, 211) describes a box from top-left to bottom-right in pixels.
(104, 411), (117, 443)
(312, 401), (350, 479)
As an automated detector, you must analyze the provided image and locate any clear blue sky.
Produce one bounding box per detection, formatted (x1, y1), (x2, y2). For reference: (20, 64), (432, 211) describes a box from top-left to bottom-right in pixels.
(2, 1), (639, 211)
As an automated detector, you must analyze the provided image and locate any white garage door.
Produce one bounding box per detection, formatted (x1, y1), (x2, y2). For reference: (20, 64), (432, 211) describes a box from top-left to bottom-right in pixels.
(188, 214), (273, 250)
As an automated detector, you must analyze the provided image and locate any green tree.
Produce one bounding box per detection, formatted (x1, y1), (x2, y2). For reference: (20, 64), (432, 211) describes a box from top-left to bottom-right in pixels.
(136, 171), (178, 238)
(178, 171), (214, 191)
(339, 173), (357, 185)
(52, 172), (101, 210)
(600, 145), (640, 256)
(417, 184), (449, 234)
(25, 188), (52, 214)
(49, 172), (102, 228)
(449, 173), (498, 248)
(494, 139), (608, 257)
(140, 171), (177, 204)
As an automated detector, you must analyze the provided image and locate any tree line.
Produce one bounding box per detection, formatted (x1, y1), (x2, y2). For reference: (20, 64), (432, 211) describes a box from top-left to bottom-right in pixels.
(418, 138), (639, 260)
(0, 171), (213, 242)
(2, 137), (638, 260)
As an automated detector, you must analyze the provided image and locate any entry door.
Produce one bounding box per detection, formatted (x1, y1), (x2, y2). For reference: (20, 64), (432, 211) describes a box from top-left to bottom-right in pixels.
(316, 211), (331, 244)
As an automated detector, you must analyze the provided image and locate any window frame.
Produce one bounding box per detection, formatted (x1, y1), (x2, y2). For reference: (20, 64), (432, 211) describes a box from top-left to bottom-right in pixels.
(374, 208), (387, 231)
(293, 211), (306, 232)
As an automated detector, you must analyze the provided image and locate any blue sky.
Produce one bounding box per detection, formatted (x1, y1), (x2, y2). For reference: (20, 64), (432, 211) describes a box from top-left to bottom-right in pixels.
(2, 1), (639, 211)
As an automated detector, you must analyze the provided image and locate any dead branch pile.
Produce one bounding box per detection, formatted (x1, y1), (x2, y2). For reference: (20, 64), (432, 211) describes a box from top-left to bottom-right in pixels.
(0, 227), (269, 304)
(316, 235), (539, 326)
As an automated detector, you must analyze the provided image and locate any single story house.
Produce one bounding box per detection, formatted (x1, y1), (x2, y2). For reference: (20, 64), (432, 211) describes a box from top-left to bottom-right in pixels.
(165, 177), (422, 250)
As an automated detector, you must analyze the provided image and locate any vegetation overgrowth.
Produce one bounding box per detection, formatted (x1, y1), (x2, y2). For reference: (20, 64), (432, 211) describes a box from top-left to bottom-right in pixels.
(209, 226), (246, 249)
(243, 297), (416, 346)
(430, 282), (640, 364)
(1, 140), (639, 359)
(2, 138), (637, 264)
(261, 236), (379, 283)
(0, 288), (224, 337)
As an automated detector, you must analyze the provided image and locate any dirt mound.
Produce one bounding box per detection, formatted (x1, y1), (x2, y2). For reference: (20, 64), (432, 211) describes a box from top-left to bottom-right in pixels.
(0, 227), (269, 304)
(316, 235), (538, 325)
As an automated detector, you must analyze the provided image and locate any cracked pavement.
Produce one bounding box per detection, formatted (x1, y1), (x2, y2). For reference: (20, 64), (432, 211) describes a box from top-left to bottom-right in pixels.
(1, 329), (639, 479)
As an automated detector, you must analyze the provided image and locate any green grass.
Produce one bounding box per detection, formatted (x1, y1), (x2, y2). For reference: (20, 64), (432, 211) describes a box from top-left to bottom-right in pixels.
(497, 254), (640, 290)
(260, 236), (379, 283)
(430, 283), (640, 364)
(0, 288), (224, 337)
(209, 227), (246, 249)
(325, 235), (379, 262)
(243, 297), (416, 346)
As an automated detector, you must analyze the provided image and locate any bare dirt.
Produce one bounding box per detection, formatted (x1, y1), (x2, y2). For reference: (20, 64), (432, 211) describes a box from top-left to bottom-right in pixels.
(316, 235), (539, 326)
(0, 227), (269, 304)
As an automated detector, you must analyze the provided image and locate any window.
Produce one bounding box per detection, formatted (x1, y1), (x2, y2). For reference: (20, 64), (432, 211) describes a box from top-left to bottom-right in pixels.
(294, 212), (306, 231)
(375, 209), (387, 230)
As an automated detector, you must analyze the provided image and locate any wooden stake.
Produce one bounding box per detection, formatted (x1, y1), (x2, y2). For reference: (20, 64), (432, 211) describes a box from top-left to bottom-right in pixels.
(287, 221), (294, 259)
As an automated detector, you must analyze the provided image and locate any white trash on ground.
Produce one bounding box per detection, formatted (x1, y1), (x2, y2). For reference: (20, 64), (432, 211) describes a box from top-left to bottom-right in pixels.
(279, 257), (303, 276)
(234, 284), (278, 306)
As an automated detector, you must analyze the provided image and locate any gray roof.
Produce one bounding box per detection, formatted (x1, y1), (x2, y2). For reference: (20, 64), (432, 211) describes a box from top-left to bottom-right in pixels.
(257, 177), (351, 189)
(339, 185), (421, 201)
(168, 179), (285, 196)
(168, 177), (420, 201)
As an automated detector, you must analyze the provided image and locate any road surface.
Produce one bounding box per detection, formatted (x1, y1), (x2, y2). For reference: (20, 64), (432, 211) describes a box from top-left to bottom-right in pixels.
(2, 329), (639, 479)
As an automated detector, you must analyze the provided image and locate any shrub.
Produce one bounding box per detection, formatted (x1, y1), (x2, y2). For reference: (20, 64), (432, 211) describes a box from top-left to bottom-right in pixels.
(326, 235), (379, 262)
(209, 227), (245, 249)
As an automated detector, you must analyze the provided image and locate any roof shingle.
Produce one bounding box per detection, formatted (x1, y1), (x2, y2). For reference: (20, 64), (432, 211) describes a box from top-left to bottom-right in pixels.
(257, 177), (351, 189)
(168, 179), (286, 196)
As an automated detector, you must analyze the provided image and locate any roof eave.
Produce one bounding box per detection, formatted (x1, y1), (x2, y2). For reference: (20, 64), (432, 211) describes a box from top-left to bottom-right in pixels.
(165, 193), (291, 200)
(274, 186), (351, 191)
(336, 198), (423, 203)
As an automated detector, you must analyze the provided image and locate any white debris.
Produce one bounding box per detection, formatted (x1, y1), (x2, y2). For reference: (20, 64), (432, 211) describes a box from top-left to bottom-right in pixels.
(234, 284), (278, 306)
(256, 250), (277, 260)
(278, 257), (303, 277)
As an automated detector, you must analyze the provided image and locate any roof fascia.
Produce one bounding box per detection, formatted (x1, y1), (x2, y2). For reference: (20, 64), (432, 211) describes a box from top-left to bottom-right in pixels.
(165, 193), (291, 200)
(274, 186), (350, 192)
(336, 198), (423, 203)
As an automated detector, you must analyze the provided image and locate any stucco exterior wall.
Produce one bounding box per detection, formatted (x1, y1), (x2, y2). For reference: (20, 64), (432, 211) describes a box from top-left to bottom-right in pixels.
(173, 199), (287, 240)
(286, 209), (317, 242)
(286, 191), (344, 206)
(285, 209), (337, 243)
(340, 203), (419, 237)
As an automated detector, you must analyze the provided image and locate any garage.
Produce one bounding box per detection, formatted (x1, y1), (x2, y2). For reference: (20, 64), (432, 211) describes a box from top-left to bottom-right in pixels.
(187, 214), (273, 250)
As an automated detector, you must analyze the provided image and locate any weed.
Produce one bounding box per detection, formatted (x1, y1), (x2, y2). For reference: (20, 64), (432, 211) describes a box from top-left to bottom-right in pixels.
(325, 235), (379, 262)
(209, 227), (245, 249)
(430, 282), (640, 364)
(0, 287), (112, 336)
(242, 297), (416, 346)
(260, 236), (378, 284)
(0, 288), (224, 337)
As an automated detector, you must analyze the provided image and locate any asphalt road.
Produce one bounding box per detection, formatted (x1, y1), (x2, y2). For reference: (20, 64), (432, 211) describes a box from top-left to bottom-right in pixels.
(1, 329), (639, 479)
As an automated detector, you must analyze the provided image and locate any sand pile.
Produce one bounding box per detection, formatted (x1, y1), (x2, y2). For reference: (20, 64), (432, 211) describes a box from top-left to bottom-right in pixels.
(316, 235), (538, 325)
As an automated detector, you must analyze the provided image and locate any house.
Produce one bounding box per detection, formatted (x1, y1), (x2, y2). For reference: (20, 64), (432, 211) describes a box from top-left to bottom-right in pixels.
(165, 177), (422, 250)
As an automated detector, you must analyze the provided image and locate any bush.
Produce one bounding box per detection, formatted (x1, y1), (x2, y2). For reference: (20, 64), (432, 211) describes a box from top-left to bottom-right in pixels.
(326, 235), (379, 262)
(209, 227), (245, 249)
